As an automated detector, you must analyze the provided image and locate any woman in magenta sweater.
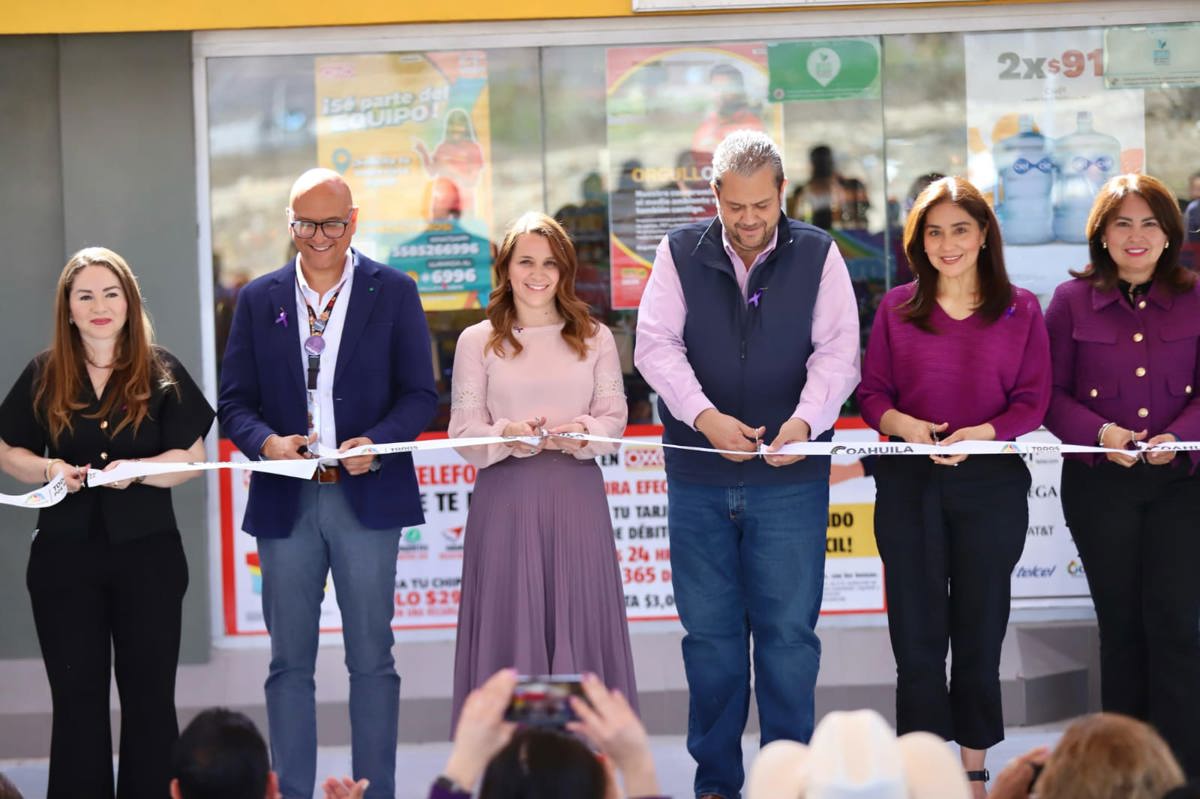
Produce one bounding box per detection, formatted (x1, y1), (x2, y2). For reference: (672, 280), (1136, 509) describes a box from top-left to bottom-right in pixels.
(857, 176), (1051, 797)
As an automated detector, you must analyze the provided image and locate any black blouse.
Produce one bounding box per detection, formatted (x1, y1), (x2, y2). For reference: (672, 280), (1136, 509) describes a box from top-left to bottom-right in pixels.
(0, 348), (215, 544)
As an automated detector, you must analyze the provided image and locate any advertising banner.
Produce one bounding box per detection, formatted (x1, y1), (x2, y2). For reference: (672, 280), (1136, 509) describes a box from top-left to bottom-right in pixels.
(217, 427), (1087, 640)
(605, 43), (782, 310)
(315, 52), (493, 311)
(964, 29), (1145, 303)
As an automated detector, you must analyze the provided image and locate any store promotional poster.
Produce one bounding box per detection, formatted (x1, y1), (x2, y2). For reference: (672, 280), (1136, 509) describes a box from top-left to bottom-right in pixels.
(965, 28), (1145, 304)
(605, 42), (782, 310)
(217, 427), (1086, 640)
(314, 51), (494, 310)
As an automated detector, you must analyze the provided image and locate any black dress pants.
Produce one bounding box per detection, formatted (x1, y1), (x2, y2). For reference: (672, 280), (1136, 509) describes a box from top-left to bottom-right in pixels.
(873, 454), (1030, 749)
(1061, 458), (1200, 777)
(26, 528), (189, 799)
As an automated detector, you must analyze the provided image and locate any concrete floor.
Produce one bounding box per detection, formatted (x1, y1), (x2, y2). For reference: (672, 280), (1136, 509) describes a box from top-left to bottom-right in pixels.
(1, 726), (1066, 798)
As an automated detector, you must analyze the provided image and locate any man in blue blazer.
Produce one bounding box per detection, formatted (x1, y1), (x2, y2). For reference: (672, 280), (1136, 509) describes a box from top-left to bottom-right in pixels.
(219, 168), (437, 799)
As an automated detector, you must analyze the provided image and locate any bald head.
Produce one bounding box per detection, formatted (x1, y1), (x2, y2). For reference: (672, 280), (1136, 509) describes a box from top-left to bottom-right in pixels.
(287, 168), (358, 281)
(289, 168), (353, 209)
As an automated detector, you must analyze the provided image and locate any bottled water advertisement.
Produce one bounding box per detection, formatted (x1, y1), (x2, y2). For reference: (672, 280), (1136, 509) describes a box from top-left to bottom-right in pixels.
(964, 28), (1145, 305)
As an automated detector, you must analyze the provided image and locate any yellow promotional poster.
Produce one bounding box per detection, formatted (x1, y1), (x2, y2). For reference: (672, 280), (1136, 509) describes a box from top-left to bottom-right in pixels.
(315, 51), (494, 310)
(823, 502), (885, 614)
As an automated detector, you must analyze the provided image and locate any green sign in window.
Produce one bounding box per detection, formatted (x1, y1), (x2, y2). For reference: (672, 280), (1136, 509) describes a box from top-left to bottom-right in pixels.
(767, 38), (881, 102)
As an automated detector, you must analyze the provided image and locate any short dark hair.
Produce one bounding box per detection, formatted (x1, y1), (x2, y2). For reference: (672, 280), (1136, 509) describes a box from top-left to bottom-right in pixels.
(172, 708), (270, 799)
(479, 728), (608, 799)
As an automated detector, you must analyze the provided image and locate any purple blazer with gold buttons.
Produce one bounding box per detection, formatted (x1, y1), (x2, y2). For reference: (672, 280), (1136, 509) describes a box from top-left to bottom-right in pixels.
(1044, 275), (1200, 467)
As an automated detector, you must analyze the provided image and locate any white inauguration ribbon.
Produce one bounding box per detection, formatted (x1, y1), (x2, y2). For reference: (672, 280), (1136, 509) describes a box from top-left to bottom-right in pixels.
(0, 431), (1192, 509)
(84, 457), (319, 488)
(0, 474), (69, 508)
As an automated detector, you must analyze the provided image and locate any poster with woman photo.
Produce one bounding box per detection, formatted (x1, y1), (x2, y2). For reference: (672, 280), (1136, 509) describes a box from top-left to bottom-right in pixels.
(605, 43), (782, 309)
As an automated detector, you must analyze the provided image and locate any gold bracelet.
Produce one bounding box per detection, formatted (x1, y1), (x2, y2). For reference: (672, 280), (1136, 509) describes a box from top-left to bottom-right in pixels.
(44, 458), (64, 482)
(1097, 422), (1117, 446)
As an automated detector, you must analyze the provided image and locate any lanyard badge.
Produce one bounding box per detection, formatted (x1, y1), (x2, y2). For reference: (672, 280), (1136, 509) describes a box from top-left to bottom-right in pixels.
(301, 282), (343, 439)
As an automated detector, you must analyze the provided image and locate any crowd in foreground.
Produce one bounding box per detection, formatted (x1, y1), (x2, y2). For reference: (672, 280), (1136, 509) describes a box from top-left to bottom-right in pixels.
(5, 666), (1197, 799)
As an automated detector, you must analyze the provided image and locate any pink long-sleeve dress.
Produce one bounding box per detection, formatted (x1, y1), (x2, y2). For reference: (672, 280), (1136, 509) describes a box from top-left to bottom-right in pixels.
(448, 319), (637, 727)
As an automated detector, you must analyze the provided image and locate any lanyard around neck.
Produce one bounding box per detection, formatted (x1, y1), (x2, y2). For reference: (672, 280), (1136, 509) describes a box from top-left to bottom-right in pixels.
(300, 279), (345, 390)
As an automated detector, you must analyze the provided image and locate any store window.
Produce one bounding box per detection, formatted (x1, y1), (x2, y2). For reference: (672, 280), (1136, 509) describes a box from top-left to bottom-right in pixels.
(204, 22), (1200, 435)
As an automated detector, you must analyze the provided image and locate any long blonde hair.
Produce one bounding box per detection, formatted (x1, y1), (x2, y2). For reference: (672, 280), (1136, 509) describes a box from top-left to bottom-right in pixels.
(35, 247), (173, 441)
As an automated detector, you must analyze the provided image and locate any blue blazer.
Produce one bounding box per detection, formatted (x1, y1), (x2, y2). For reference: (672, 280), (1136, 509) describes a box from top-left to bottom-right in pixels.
(218, 250), (438, 538)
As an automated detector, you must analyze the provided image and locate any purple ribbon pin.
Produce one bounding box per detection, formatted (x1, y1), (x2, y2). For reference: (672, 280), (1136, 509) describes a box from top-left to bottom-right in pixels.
(275, 308), (288, 327)
(749, 289), (764, 308)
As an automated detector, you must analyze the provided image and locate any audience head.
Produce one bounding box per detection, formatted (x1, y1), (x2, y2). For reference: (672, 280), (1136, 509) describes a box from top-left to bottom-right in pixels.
(170, 708), (279, 799)
(0, 773), (23, 799)
(1034, 713), (1183, 799)
(478, 727), (608, 799)
(747, 709), (970, 799)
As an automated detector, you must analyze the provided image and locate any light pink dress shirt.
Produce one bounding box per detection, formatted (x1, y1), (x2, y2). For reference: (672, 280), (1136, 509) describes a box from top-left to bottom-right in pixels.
(449, 320), (628, 467)
(634, 227), (860, 438)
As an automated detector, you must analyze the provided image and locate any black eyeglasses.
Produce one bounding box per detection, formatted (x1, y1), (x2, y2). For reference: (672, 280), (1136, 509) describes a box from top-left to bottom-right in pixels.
(289, 216), (352, 239)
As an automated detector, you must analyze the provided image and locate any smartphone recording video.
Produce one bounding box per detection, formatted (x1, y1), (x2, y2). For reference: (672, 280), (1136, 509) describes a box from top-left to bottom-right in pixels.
(504, 675), (586, 727)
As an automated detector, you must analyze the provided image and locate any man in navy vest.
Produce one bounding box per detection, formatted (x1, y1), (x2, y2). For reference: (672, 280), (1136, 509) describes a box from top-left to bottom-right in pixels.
(635, 131), (860, 799)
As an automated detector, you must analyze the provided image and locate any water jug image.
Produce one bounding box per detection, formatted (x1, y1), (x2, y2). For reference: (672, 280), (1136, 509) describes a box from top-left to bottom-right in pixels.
(994, 115), (1055, 245)
(1052, 111), (1121, 243)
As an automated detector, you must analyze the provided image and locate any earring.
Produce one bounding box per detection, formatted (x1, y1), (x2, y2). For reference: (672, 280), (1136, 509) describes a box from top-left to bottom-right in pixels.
(1102, 241), (1108, 249)
(1165, 241), (1169, 249)
(981, 242), (987, 249)
(68, 319), (75, 325)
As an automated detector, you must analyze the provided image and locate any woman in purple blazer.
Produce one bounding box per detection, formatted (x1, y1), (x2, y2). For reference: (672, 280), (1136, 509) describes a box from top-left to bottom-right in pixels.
(1043, 173), (1200, 777)
(857, 177), (1051, 796)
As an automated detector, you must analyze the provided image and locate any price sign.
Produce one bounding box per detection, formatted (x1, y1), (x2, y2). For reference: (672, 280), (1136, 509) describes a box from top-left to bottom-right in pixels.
(996, 48), (1102, 80)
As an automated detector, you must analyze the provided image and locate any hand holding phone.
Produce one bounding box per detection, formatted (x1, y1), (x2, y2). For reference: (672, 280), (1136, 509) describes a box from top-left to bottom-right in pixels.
(504, 675), (586, 727)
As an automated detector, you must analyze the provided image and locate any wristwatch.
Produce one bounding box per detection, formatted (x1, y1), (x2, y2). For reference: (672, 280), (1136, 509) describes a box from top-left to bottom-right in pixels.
(433, 775), (469, 794)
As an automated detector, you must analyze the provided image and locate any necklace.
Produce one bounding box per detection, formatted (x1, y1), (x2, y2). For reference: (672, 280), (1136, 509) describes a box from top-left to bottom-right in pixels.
(85, 357), (114, 369)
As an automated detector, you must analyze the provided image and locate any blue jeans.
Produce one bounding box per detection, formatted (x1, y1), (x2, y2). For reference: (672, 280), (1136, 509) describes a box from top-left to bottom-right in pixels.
(668, 477), (829, 799)
(257, 482), (403, 799)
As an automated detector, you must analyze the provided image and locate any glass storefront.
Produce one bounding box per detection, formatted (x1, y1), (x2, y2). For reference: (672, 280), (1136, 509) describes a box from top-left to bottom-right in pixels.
(203, 19), (1200, 432)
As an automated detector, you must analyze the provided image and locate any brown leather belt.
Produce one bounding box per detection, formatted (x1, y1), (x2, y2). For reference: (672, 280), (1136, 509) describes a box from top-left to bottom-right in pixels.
(313, 466), (340, 484)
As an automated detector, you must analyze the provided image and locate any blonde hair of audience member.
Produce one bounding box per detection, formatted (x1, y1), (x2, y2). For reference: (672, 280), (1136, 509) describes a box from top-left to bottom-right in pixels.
(1036, 713), (1184, 799)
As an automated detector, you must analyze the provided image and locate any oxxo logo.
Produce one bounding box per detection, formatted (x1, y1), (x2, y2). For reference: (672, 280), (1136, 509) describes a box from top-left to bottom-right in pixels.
(624, 447), (665, 470)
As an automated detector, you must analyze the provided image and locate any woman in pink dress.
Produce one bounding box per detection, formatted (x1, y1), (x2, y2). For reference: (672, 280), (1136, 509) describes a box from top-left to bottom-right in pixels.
(449, 212), (636, 727)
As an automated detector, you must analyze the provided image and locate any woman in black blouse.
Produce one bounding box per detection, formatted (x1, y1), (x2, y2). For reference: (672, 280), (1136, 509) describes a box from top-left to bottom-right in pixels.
(0, 247), (214, 799)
